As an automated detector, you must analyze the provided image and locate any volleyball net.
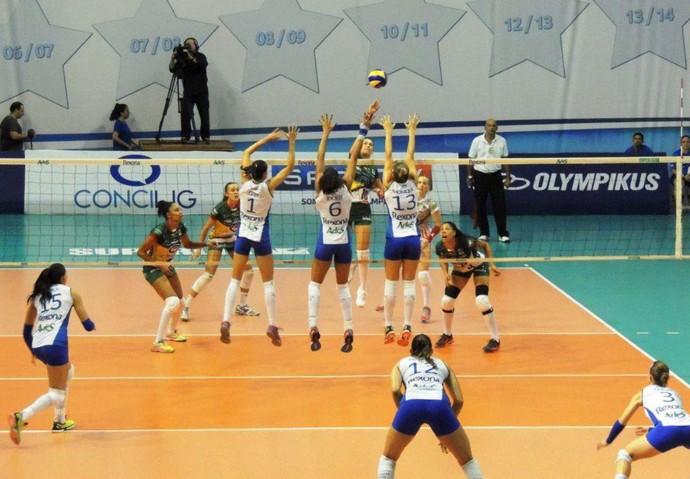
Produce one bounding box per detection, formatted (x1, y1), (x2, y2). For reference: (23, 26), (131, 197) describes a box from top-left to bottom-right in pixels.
(0, 154), (688, 267)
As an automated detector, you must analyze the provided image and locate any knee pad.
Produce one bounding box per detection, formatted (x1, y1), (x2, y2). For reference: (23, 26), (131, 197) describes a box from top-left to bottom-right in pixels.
(337, 284), (351, 301)
(240, 269), (254, 289)
(384, 279), (398, 298)
(67, 364), (75, 383)
(441, 295), (456, 312)
(444, 285), (461, 299)
(616, 449), (632, 465)
(475, 294), (492, 313)
(475, 284), (489, 296)
(357, 249), (370, 261)
(192, 272), (214, 293)
(48, 388), (66, 404)
(417, 270), (431, 286)
(164, 296), (181, 313)
(263, 280), (275, 294)
(403, 280), (415, 300)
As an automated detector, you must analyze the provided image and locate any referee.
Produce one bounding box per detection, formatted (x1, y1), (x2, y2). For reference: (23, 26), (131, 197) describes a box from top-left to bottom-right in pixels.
(466, 118), (511, 243)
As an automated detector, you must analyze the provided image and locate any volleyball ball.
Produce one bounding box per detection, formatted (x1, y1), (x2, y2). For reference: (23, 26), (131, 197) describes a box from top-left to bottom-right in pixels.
(368, 69), (387, 88)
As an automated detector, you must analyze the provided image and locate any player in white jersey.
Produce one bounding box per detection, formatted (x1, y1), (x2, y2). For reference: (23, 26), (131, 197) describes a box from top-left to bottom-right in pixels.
(597, 360), (690, 479)
(377, 334), (484, 479)
(377, 175), (442, 321)
(9, 263), (96, 445)
(307, 107), (377, 353)
(379, 113), (421, 346)
(182, 181), (259, 322)
(220, 126), (298, 346)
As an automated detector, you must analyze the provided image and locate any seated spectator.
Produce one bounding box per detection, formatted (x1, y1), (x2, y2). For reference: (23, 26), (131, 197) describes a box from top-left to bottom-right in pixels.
(669, 135), (690, 204)
(623, 131), (654, 156)
(110, 103), (138, 151)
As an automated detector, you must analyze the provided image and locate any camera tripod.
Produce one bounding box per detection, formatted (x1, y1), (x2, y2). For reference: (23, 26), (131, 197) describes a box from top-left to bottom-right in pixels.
(155, 72), (199, 143)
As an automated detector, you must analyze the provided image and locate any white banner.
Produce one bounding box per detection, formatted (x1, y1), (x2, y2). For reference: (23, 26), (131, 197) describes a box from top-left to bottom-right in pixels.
(25, 150), (460, 216)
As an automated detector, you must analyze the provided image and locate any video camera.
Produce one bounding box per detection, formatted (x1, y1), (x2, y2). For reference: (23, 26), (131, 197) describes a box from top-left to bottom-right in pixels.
(173, 43), (189, 57)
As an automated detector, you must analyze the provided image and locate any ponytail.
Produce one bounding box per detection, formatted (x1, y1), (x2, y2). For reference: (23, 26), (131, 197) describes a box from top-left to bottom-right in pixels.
(410, 334), (437, 370)
(650, 360), (670, 387)
(241, 160), (268, 182)
(27, 263), (66, 305)
(157, 200), (173, 218)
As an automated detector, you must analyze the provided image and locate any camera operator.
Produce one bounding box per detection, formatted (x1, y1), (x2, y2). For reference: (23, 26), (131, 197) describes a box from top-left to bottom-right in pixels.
(1, 102), (36, 151)
(169, 37), (210, 143)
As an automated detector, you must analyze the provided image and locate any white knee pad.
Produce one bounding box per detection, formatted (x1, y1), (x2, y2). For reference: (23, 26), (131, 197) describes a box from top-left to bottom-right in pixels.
(384, 279), (397, 299)
(475, 294), (492, 313)
(48, 388), (66, 404)
(616, 449), (632, 465)
(441, 295), (456, 312)
(192, 272), (214, 293)
(403, 280), (415, 302)
(67, 364), (75, 383)
(338, 284), (351, 301)
(417, 270), (431, 286)
(240, 269), (254, 289)
(164, 296), (181, 313)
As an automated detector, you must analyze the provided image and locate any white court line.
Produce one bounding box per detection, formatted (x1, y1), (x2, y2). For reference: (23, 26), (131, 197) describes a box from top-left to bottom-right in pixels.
(0, 331), (616, 339)
(8, 425), (638, 435)
(0, 373), (648, 381)
(529, 268), (690, 390)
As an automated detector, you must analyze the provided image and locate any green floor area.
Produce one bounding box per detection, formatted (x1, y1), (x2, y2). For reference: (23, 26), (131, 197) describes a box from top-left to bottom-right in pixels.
(0, 213), (688, 264)
(1, 213), (688, 384)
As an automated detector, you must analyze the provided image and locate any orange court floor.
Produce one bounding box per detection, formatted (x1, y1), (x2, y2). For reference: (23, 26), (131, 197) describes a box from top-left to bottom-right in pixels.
(0, 267), (688, 479)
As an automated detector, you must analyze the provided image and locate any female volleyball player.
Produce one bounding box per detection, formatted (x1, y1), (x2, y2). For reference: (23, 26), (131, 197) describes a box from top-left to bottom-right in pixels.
(377, 175), (442, 321)
(307, 106), (378, 353)
(348, 99), (383, 308)
(416, 175), (442, 323)
(182, 181), (258, 322)
(9, 263), (96, 445)
(220, 125), (298, 346)
(137, 201), (213, 353)
(433, 221), (501, 353)
(597, 360), (690, 479)
(377, 334), (484, 479)
(380, 113), (420, 346)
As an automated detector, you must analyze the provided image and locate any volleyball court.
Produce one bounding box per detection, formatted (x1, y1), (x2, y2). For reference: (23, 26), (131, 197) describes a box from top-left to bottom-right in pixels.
(1, 155), (689, 478)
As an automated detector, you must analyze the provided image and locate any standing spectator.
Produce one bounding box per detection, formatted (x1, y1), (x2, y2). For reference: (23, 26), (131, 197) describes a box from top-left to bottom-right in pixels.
(466, 118), (510, 243)
(624, 132), (654, 156)
(109, 103), (138, 151)
(1, 102), (35, 151)
(169, 37), (209, 143)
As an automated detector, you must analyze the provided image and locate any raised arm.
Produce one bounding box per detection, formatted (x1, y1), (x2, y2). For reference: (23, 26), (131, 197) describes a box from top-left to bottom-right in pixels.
(380, 114), (395, 189)
(349, 99), (380, 160)
(268, 124), (298, 193)
(315, 114), (335, 193)
(405, 113), (420, 182)
(242, 129), (285, 180)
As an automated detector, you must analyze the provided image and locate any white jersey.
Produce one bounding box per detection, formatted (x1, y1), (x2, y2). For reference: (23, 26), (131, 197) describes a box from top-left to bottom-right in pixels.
(238, 180), (272, 242)
(385, 180), (419, 238)
(316, 185), (352, 245)
(642, 385), (690, 426)
(398, 356), (450, 400)
(32, 284), (74, 348)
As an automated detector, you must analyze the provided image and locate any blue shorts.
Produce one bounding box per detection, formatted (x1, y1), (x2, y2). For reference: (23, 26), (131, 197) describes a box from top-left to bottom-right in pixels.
(32, 344), (69, 367)
(391, 396), (460, 437)
(314, 242), (352, 264)
(384, 236), (421, 261)
(646, 424), (690, 452)
(234, 236), (272, 257)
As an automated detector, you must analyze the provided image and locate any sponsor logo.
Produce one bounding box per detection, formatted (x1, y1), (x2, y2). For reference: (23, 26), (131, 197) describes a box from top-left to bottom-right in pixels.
(505, 172), (661, 192)
(74, 154), (198, 209)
